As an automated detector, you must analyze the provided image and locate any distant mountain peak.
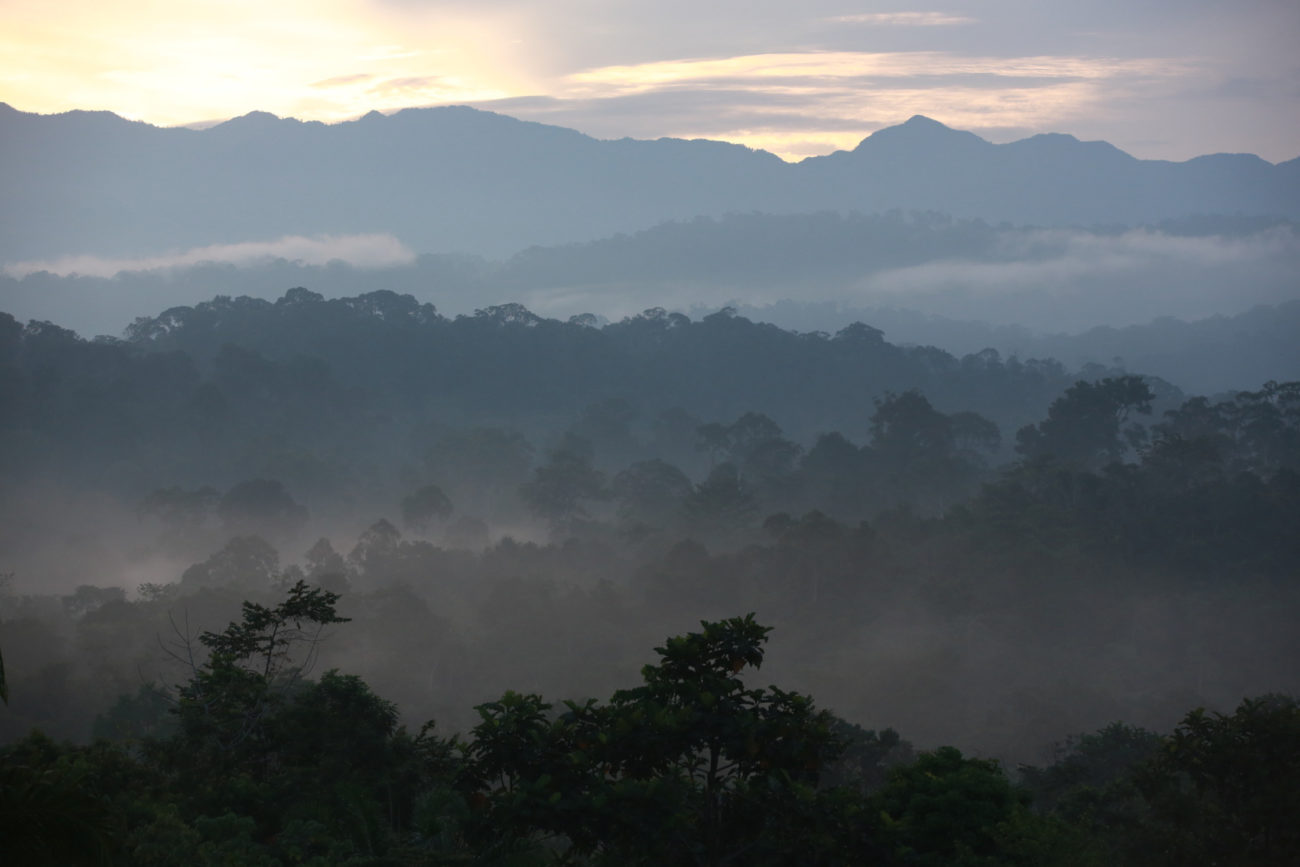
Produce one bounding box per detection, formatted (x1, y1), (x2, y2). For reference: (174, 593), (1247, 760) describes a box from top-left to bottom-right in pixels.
(221, 110), (283, 127)
(901, 114), (949, 129)
(1, 101), (1296, 266)
(1026, 131), (1081, 143)
(851, 114), (990, 154)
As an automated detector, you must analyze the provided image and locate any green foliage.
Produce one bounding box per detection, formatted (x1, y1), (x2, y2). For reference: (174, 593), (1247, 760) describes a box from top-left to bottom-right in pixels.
(93, 684), (177, 743)
(7, 285), (1300, 866)
(196, 579), (350, 679)
(0, 730), (173, 866)
(1019, 722), (1161, 815)
(169, 579), (353, 780)
(820, 718), (915, 793)
(2, 569), (1297, 867)
(1014, 697), (1300, 867)
(453, 614), (872, 866)
(872, 746), (1036, 866)
(1131, 694), (1300, 866)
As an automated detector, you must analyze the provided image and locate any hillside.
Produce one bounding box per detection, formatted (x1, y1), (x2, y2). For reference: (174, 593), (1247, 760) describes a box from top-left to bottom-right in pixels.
(3, 103), (1297, 265)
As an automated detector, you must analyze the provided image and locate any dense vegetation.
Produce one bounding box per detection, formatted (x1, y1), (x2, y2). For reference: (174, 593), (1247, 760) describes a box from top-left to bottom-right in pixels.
(2, 600), (1296, 865)
(1, 290), (1297, 863)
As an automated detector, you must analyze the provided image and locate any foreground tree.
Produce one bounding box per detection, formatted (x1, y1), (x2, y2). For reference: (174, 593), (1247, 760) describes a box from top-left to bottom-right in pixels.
(1130, 694), (1300, 866)
(160, 580), (350, 767)
(456, 614), (877, 865)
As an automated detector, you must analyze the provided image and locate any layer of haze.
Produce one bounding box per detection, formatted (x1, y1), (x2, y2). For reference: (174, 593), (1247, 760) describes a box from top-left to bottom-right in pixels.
(5, 223), (1296, 356)
(1, 298), (1295, 764)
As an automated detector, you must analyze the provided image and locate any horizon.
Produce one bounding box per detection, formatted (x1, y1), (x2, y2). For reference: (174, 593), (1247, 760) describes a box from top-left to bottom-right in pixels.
(5, 100), (1295, 167)
(2, 1), (1297, 163)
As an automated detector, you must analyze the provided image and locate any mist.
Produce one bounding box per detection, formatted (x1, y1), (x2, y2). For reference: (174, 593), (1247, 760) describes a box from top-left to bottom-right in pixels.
(5, 214), (1296, 394)
(2, 103), (1298, 864)
(3, 292), (1296, 761)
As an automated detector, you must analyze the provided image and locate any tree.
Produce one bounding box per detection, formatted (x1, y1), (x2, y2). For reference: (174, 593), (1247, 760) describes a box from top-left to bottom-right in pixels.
(347, 518), (402, 580)
(696, 413), (800, 492)
(171, 580), (350, 756)
(180, 535), (281, 589)
(424, 427), (535, 517)
(682, 462), (758, 542)
(519, 433), (607, 529)
(0, 733), (131, 865)
(873, 746), (1038, 866)
(1016, 377), (1154, 469)
(400, 483), (454, 533)
(1131, 694), (1300, 866)
(457, 615), (872, 865)
(303, 536), (351, 593)
(1018, 722), (1161, 815)
(1228, 380), (1300, 475)
(870, 390), (955, 465)
(61, 584), (126, 620)
(217, 478), (308, 539)
(572, 397), (640, 465)
(799, 431), (870, 518)
(612, 458), (693, 532)
(867, 390), (998, 511)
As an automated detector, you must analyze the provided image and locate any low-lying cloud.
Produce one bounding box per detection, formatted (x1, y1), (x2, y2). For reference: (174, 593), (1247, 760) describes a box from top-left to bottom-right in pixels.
(4, 233), (417, 280)
(853, 226), (1300, 330)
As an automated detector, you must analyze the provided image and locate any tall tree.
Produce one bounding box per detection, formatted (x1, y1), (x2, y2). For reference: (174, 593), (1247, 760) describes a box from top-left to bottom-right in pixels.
(1016, 376), (1154, 469)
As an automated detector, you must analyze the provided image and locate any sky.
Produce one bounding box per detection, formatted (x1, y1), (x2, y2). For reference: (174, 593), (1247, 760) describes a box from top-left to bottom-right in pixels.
(2, 0), (1297, 163)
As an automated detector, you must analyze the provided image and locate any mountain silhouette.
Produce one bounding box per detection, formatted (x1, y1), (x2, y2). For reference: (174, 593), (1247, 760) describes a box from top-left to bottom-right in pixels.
(1, 103), (1296, 263)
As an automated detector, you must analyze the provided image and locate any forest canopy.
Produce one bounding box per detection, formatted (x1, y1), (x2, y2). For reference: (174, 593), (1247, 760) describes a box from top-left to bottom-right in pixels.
(1, 290), (1297, 865)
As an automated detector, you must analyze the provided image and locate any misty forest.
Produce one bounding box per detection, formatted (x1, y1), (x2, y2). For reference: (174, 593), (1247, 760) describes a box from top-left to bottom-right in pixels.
(1, 105), (1299, 866)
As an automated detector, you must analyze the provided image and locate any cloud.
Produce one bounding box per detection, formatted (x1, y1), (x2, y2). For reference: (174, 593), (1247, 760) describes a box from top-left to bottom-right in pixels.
(312, 73), (375, 88)
(4, 234), (417, 279)
(565, 51), (1183, 94)
(3, 0), (1298, 164)
(851, 226), (1300, 329)
(472, 50), (1192, 160)
(369, 74), (481, 100)
(504, 225), (1300, 334)
(868, 227), (1300, 294)
(826, 12), (976, 27)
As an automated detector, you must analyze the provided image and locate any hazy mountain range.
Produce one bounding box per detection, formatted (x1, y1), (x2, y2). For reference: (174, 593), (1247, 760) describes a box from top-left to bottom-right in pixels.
(3, 102), (1298, 266)
(3, 102), (1297, 392)
(4, 209), (1297, 394)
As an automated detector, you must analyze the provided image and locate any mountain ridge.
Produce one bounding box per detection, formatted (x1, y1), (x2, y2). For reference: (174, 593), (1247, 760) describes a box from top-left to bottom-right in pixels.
(7, 101), (1294, 167)
(2, 102), (1297, 262)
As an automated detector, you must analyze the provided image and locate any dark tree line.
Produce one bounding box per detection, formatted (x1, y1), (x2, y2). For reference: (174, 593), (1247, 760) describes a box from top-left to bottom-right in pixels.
(0, 291), (1092, 494)
(1, 292), (1297, 865)
(2, 590), (1295, 865)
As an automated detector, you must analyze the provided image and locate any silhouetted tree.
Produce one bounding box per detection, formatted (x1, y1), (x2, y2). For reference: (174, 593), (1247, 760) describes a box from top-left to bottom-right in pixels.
(1016, 377), (1154, 469)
